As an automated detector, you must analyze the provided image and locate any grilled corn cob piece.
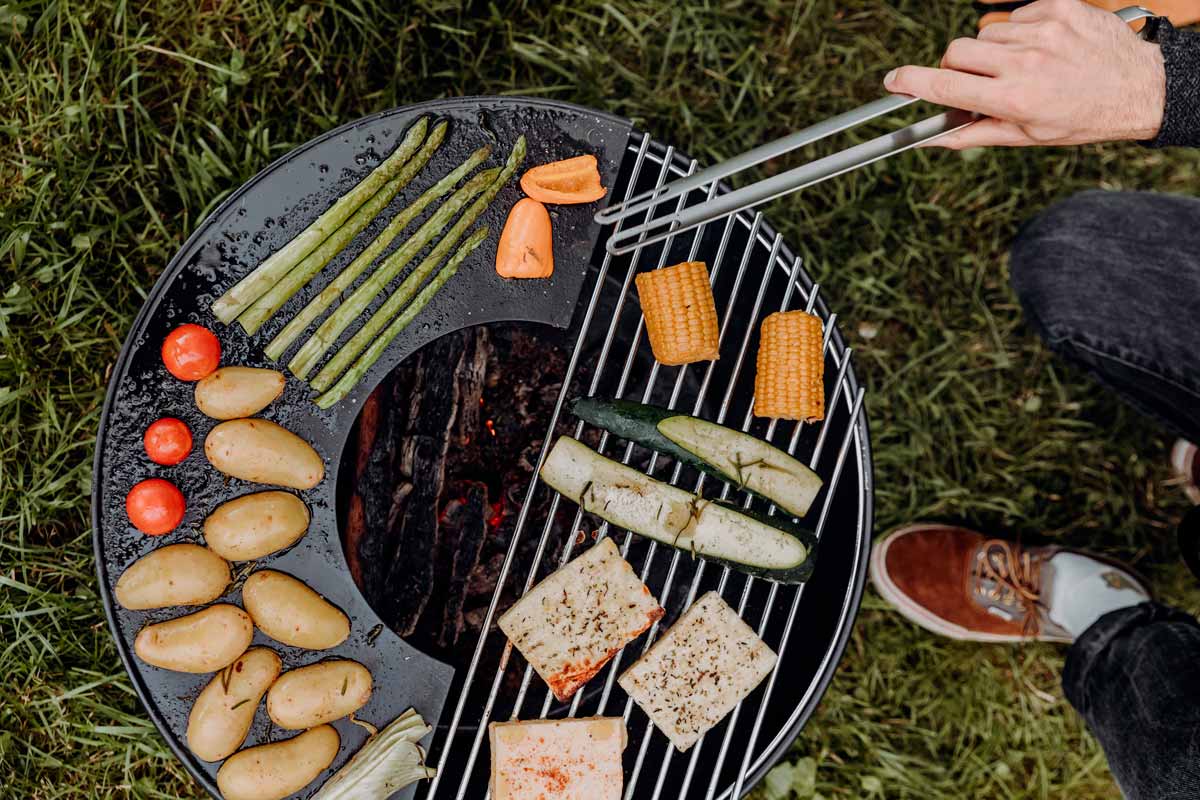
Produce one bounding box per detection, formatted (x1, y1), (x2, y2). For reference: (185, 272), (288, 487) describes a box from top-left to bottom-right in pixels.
(754, 310), (824, 421)
(635, 261), (720, 365)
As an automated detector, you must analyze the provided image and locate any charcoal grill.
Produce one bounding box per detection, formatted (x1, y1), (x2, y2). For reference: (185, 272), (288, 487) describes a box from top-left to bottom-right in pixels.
(92, 97), (872, 800)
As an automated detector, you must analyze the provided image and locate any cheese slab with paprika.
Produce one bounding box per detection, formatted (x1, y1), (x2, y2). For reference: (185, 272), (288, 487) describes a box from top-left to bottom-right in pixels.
(489, 716), (625, 800)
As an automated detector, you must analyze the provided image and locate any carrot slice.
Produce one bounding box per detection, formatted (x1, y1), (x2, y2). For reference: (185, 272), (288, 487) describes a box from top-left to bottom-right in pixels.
(496, 198), (554, 279)
(520, 155), (606, 205)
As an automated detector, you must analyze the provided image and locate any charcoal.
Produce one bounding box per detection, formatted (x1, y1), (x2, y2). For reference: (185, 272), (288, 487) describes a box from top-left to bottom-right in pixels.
(437, 482), (488, 648)
(383, 332), (464, 635)
(353, 380), (405, 601)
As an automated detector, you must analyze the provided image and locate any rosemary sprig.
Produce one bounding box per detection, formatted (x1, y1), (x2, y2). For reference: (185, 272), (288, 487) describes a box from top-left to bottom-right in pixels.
(671, 496), (707, 547)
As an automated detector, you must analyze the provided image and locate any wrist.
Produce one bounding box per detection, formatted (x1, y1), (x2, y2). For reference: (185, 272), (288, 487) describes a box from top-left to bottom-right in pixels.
(1130, 40), (1166, 141)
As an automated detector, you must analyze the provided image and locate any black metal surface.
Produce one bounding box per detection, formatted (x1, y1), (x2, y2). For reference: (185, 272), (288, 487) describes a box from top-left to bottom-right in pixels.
(92, 97), (632, 800)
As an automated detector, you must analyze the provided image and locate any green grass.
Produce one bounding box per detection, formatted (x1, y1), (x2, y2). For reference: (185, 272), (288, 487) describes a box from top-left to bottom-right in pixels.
(2, 1), (1198, 797)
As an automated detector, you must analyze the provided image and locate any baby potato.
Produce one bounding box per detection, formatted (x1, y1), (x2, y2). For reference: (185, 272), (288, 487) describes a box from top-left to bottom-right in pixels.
(195, 367), (285, 420)
(205, 418), (324, 490)
(134, 604), (254, 673)
(187, 647), (282, 762)
(203, 491), (310, 561)
(266, 660), (372, 730)
(115, 544), (230, 610)
(242, 570), (350, 650)
(216, 724), (339, 800)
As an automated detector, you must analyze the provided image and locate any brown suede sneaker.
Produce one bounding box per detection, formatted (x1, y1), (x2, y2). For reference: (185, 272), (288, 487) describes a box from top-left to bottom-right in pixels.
(870, 524), (1149, 644)
(1171, 439), (1200, 505)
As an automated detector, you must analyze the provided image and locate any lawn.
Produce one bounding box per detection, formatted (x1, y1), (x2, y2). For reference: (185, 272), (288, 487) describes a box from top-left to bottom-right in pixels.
(3, 1), (1199, 798)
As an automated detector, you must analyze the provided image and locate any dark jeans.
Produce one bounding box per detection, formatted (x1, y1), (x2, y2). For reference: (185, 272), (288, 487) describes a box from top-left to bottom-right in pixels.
(1011, 189), (1200, 798)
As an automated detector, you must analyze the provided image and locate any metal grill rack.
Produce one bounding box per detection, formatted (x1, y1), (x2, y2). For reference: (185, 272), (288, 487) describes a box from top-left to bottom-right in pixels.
(420, 131), (873, 800)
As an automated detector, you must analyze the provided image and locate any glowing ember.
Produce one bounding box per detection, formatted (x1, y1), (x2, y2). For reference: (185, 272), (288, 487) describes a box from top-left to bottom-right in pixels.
(488, 500), (505, 529)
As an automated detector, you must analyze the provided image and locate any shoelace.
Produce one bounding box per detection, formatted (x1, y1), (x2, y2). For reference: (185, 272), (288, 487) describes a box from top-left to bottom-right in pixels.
(971, 540), (1045, 636)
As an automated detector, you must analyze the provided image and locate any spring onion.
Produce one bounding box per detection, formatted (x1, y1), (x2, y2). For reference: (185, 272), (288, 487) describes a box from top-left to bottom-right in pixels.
(308, 708), (435, 799)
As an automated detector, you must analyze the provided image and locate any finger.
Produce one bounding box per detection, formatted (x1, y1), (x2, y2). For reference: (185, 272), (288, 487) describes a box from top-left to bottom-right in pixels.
(976, 20), (1027, 43)
(940, 37), (1012, 77)
(1009, 0), (1050, 22)
(1009, 0), (1072, 23)
(977, 11), (1011, 32)
(919, 118), (1036, 149)
(884, 65), (1008, 117)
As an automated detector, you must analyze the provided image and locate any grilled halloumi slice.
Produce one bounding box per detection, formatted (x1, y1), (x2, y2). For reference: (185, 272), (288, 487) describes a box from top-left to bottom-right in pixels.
(618, 591), (777, 751)
(499, 537), (664, 702)
(489, 716), (626, 800)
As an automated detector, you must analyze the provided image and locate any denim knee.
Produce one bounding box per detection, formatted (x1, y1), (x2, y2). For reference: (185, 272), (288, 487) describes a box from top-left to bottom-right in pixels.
(1006, 190), (1200, 441)
(1009, 190), (1128, 345)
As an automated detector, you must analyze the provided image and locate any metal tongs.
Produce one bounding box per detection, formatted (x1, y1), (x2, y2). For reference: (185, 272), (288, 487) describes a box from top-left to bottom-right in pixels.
(597, 6), (1160, 256)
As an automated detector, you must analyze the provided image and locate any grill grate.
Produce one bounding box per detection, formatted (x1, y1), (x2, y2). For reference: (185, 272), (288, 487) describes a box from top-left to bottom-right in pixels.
(419, 131), (872, 799)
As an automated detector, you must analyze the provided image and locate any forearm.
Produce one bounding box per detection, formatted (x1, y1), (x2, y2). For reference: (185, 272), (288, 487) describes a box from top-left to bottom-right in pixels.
(1148, 19), (1200, 147)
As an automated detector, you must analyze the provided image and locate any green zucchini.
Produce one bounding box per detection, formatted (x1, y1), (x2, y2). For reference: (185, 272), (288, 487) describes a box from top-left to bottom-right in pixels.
(540, 436), (816, 583)
(570, 397), (823, 518)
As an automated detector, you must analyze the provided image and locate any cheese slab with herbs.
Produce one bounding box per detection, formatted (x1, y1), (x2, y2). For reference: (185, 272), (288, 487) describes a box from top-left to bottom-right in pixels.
(498, 537), (664, 702)
(618, 591), (777, 751)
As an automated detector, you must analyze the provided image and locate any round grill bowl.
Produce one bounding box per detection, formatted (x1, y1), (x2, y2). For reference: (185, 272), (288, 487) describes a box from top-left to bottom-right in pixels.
(92, 97), (873, 800)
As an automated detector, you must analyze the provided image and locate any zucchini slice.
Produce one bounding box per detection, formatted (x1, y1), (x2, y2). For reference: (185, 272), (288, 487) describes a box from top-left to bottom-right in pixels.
(540, 436), (816, 583)
(570, 398), (823, 518)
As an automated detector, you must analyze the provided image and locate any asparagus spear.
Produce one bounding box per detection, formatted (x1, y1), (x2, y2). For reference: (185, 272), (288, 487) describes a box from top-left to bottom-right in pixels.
(265, 144), (492, 361)
(211, 116), (430, 324)
(237, 120), (450, 336)
(288, 165), (499, 379)
(309, 135), (526, 391)
(313, 226), (490, 409)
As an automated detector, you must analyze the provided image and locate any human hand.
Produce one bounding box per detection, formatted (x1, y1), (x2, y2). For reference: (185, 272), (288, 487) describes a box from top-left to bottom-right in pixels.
(884, 0), (1166, 148)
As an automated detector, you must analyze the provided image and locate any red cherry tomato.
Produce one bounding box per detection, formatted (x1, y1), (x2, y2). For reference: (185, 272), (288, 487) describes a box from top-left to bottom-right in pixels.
(126, 478), (186, 535)
(144, 417), (192, 466)
(162, 323), (221, 381)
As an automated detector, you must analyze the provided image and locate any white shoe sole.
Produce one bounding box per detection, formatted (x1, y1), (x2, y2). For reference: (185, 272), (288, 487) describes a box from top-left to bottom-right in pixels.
(1171, 440), (1200, 505)
(869, 524), (1072, 644)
